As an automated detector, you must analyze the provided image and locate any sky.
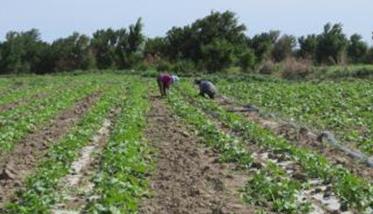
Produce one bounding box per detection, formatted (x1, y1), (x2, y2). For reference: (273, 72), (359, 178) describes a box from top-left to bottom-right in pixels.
(1, 0), (372, 44)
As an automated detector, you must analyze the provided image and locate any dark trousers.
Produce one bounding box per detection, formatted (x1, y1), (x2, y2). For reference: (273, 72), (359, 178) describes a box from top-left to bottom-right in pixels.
(157, 77), (167, 96)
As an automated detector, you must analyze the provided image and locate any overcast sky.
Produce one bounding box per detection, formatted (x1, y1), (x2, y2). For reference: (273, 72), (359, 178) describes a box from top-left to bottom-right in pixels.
(1, 0), (372, 43)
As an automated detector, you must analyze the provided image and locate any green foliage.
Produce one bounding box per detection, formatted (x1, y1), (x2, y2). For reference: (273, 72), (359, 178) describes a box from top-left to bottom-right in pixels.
(52, 32), (95, 72)
(0, 29), (48, 74)
(0, 11), (372, 76)
(92, 19), (144, 70)
(168, 86), (253, 168)
(347, 34), (368, 63)
(144, 37), (166, 57)
(91, 28), (118, 69)
(5, 79), (127, 212)
(298, 34), (318, 60)
(250, 31), (280, 63)
(272, 35), (296, 62)
(160, 11), (250, 72)
(87, 80), (152, 213)
(201, 39), (235, 72)
(177, 80), (373, 211)
(0, 76), (100, 153)
(216, 78), (373, 154)
(243, 163), (311, 213)
(238, 48), (256, 71)
(316, 23), (348, 64)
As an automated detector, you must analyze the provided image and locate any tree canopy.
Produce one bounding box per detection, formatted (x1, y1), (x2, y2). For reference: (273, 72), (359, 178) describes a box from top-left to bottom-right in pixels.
(0, 11), (372, 74)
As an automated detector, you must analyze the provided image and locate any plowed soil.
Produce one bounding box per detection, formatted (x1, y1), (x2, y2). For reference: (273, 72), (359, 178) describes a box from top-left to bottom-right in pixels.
(0, 92), (100, 208)
(139, 96), (254, 214)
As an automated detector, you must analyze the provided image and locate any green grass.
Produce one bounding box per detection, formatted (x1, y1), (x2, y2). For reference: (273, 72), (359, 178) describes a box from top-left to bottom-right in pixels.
(309, 65), (373, 80)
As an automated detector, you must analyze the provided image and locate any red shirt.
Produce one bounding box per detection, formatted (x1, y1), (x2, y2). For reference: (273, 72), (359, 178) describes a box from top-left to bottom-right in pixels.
(160, 74), (172, 88)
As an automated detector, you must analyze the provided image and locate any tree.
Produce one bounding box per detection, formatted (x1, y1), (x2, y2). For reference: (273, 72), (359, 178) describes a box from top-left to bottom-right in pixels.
(0, 29), (47, 74)
(365, 48), (373, 64)
(116, 18), (145, 68)
(316, 23), (348, 64)
(347, 34), (368, 63)
(91, 28), (118, 69)
(250, 30), (280, 63)
(272, 34), (296, 62)
(238, 48), (256, 71)
(201, 39), (235, 72)
(144, 37), (166, 57)
(52, 32), (95, 72)
(162, 10), (248, 71)
(298, 34), (318, 60)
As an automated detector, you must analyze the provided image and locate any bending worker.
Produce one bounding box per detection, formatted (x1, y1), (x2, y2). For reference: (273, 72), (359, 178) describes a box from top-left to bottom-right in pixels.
(194, 79), (217, 99)
(157, 73), (179, 96)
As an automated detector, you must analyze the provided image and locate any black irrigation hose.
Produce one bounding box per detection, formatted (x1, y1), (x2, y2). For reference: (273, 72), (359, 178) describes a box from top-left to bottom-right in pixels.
(318, 131), (373, 168)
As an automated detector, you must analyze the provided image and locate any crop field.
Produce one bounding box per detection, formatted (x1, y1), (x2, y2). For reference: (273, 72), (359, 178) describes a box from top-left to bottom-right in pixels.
(0, 73), (372, 214)
(214, 77), (373, 155)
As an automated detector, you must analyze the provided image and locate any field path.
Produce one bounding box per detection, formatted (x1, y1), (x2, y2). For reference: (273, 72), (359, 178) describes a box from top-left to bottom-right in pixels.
(139, 95), (254, 214)
(0, 93), (100, 208)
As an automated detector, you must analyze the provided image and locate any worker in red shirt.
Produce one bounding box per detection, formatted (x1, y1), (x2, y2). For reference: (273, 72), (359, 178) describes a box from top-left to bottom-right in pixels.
(157, 73), (179, 96)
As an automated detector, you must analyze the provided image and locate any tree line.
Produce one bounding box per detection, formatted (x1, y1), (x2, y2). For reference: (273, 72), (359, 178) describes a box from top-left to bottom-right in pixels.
(0, 11), (372, 74)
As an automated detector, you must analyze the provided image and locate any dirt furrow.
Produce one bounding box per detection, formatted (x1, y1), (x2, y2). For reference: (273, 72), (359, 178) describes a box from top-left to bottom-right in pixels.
(215, 96), (373, 181)
(51, 113), (115, 214)
(139, 96), (254, 214)
(0, 92), (101, 208)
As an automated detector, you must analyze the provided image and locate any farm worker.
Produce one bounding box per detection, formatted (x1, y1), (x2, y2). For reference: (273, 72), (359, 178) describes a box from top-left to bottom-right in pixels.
(157, 73), (179, 96)
(194, 79), (217, 99)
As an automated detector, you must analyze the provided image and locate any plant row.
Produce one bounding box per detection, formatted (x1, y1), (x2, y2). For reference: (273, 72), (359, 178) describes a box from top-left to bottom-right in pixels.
(178, 81), (373, 211)
(5, 83), (127, 213)
(215, 78), (373, 154)
(167, 88), (312, 213)
(85, 79), (153, 213)
(0, 79), (100, 153)
(0, 76), (74, 107)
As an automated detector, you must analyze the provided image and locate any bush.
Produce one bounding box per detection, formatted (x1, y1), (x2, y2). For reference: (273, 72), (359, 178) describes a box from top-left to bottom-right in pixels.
(239, 49), (256, 72)
(281, 58), (312, 79)
(141, 69), (159, 78)
(135, 61), (155, 72)
(155, 59), (173, 72)
(173, 60), (196, 74)
(259, 60), (277, 75)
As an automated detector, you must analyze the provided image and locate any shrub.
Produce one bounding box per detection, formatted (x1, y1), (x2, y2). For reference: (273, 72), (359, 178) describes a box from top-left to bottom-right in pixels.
(239, 49), (256, 72)
(141, 69), (159, 78)
(173, 60), (196, 74)
(281, 58), (312, 79)
(155, 59), (173, 72)
(259, 60), (276, 75)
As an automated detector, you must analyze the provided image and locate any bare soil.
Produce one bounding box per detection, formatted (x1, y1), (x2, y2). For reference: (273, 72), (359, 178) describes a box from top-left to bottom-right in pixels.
(139, 96), (254, 214)
(215, 96), (373, 181)
(0, 92), (101, 208)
